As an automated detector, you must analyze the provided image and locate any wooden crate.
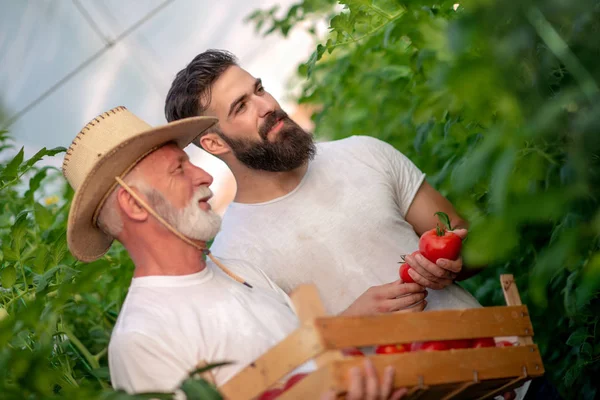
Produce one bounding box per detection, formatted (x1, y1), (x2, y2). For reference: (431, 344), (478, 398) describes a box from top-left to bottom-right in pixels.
(220, 275), (544, 400)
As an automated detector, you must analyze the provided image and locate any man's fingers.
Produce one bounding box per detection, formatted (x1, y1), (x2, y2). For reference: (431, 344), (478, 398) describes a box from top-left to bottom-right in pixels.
(381, 282), (426, 299)
(363, 359), (378, 400)
(386, 292), (428, 312)
(407, 269), (446, 290)
(390, 388), (408, 400)
(436, 257), (462, 274)
(379, 366), (395, 399)
(320, 389), (337, 400)
(397, 299), (427, 313)
(406, 254), (454, 282)
(404, 255), (439, 282)
(415, 254), (455, 280)
(450, 228), (468, 240)
(346, 366), (364, 400)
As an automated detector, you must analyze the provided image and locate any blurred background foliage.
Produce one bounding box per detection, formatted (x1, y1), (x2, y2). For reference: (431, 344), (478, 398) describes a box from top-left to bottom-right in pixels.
(1, 0), (599, 398)
(249, 0), (600, 398)
(0, 138), (223, 398)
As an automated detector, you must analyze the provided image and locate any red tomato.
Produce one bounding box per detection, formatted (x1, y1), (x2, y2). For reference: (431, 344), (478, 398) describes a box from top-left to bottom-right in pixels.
(419, 229), (462, 263)
(283, 373), (309, 391)
(375, 343), (410, 354)
(341, 347), (365, 357)
(411, 341), (449, 352)
(445, 339), (472, 349)
(399, 264), (414, 283)
(496, 341), (514, 347)
(399, 251), (419, 283)
(472, 337), (496, 348)
(258, 388), (284, 400)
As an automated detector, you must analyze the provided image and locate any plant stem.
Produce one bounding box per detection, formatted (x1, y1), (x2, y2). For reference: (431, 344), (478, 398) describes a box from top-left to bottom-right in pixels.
(60, 324), (99, 370)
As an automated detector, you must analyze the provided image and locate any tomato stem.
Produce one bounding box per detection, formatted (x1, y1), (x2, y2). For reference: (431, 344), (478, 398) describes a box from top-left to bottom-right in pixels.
(434, 211), (452, 233)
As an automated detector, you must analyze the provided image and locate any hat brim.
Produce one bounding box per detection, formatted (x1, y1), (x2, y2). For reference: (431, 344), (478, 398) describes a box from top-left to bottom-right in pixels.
(67, 116), (218, 262)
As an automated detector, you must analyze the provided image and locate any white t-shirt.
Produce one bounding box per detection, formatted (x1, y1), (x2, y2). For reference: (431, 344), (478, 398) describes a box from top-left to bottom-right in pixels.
(210, 136), (481, 314)
(210, 136), (531, 399)
(108, 260), (299, 394)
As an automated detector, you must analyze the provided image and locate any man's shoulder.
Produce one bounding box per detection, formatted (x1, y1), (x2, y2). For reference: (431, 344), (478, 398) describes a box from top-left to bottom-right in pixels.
(317, 135), (384, 153)
(316, 135), (397, 164)
(111, 292), (178, 341)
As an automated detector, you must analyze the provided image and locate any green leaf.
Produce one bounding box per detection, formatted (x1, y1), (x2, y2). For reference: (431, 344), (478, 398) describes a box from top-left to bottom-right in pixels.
(376, 65), (412, 81)
(434, 211), (452, 231)
(51, 231), (68, 266)
(566, 328), (590, 347)
(32, 246), (50, 275)
(21, 146), (66, 170)
(564, 363), (582, 387)
(462, 217), (519, 267)
(580, 342), (593, 360)
(188, 361), (232, 377)
(2, 243), (19, 262)
(1, 265), (17, 288)
(11, 211), (30, 257)
(24, 167), (52, 201)
(34, 202), (53, 231)
(1, 146), (24, 181)
(180, 378), (223, 400)
(91, 366), (110, 380)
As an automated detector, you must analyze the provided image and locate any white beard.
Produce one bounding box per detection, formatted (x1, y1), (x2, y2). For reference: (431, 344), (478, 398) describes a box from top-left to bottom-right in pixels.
(152, 186), (222, 242)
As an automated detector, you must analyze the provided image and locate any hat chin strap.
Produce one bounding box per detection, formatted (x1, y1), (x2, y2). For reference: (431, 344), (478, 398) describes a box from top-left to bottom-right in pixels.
(115, 177), (252, 288)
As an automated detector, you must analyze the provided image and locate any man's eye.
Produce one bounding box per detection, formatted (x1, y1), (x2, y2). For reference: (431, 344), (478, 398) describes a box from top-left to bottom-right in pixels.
(237, 102), (246, 113)
(257, 86), (265, 94)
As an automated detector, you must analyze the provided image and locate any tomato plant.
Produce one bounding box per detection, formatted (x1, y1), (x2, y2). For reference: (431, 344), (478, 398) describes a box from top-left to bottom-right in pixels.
(250, 0), (600, 397)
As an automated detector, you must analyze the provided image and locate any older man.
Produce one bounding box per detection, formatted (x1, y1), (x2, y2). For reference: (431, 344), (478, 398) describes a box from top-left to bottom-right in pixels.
(62, 106), (405, 399)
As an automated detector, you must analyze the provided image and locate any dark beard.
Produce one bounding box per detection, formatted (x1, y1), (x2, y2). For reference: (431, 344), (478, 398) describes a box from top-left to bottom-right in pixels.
(220, 110), (317, 172)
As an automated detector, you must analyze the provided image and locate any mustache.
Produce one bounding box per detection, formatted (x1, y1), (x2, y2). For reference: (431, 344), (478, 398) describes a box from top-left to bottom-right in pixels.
(191, 186), (213, 204)
(259, 109), (289, 140)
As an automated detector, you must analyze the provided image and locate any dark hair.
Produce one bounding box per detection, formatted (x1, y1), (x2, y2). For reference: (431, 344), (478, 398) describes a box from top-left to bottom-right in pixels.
(164, 49), (238, 123)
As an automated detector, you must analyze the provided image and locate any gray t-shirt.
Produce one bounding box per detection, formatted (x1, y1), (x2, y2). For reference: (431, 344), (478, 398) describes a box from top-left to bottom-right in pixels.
(211, 135), (481, 314)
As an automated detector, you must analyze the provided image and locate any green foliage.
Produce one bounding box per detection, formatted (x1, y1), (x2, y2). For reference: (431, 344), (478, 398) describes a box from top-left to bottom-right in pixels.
(251, 0), (600, 398)
(0, 135), (222, 399)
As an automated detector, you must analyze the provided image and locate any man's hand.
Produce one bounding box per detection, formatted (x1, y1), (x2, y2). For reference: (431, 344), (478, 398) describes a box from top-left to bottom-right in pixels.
(320, 359), (407, 400)
(403, 229), (467, 290)
(341, 281), (427, 317)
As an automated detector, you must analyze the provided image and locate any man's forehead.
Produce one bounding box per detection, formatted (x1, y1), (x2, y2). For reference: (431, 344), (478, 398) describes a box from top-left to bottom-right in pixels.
(139, 143), (184, 169)
(209, 66), (255, 112)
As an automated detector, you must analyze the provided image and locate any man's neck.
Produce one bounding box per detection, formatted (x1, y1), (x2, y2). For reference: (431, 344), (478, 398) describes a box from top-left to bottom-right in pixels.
(124, 232), (207, 278)
(230, 162), (309, 204)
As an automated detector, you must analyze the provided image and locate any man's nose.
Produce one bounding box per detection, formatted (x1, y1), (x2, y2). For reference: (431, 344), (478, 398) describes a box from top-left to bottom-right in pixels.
(256, 94), (276, 118)
(191, 165), (214, 187)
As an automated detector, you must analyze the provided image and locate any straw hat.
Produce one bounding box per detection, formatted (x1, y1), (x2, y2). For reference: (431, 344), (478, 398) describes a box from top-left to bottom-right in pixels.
(62, 106), (217, 262)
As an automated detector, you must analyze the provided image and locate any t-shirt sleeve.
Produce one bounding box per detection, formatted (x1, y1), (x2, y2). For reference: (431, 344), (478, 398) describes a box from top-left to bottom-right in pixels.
(108, 331), (192, 396)
(353, 136), (426, 217)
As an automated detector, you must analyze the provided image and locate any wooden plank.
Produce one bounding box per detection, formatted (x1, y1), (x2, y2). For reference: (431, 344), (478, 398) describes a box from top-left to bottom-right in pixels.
(219, 323), (325, 400)
(290, 284), (327, 321)
(279, 347), (543, 399)
(327, 346), (544, 388)
(289, 284), (344, 368)
(500, 274), (534, 345)
(277, 365), (334, 400)
(475, 373), (529, 400)
(441, 381), (477, 400)
(314, 306), (533, 348)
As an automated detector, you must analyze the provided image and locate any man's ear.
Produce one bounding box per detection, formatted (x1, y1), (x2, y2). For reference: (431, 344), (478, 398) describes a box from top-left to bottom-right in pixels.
(199, 131), (231, 156)
(116, 187), (149, 223)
